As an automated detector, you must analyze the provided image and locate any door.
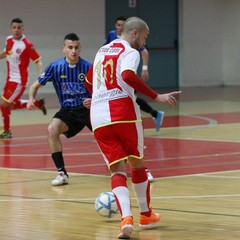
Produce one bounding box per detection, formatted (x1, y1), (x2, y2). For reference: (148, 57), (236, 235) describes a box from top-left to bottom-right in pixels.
(105, 0), (178, 89)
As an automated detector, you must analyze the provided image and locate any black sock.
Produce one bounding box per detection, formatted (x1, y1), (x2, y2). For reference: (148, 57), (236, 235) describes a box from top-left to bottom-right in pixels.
(151, 110), (158, 118)
(136, 97), (157, 118)
(52, 151), (68, 176)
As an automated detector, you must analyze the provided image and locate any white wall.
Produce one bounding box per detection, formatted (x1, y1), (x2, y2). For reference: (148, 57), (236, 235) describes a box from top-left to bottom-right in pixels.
(1, 0), (240, 90)
(179, 0), (224, 87)
(222, 0), (240, 86)
(179, 0), (240, 87)
(0, 0), (105, 93)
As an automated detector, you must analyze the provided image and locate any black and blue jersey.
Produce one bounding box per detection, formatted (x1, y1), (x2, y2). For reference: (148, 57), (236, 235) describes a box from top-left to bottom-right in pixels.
(38, 57), (91, 108)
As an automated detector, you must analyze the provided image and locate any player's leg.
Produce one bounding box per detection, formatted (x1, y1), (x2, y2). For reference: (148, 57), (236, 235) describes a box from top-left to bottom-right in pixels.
(145, 167), (154, 182)
(0, 100), (12, 138)
(94, 125), (134, 239)
(13, 99), (28, 109)
(111, 162), (133, 239)
(48, 115), (69, 186)
(126, 122), (161, 228)
(13, 98), (47, 115)
(136, 97), (164, 132)
(136, 97), (155, 116)
(136, 97), (163, 181)
(49, 108), (89, 186)
(129, 157), (161, 228)
(2, 80), (47, 115)
(0, 82), (25, 138)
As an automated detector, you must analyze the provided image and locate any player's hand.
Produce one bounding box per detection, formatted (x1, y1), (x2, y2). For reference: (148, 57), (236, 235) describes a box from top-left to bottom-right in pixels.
(83, 98), (92, 109)
(27, 99), (36, 110)
(154, 91), (181, 106)
(141, 70), (149, 82)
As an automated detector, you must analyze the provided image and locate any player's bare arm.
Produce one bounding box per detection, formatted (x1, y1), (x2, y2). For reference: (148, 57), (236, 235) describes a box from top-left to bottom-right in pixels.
(27, 80), (42, 110)
(35, 58), (44, 75)
(140, 48), (149, 81)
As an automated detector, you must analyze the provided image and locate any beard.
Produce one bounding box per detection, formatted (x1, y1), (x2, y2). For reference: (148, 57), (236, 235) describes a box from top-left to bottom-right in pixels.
(132, 34), (144, 50)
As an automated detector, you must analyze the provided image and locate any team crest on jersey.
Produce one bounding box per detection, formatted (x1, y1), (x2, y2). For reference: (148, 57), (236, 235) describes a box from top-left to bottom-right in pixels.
(16, 48), (22, 54)
(78, 73), (85, 81)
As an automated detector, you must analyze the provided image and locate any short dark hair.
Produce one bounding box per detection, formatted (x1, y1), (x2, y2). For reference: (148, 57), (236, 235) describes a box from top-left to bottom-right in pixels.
(11, 18), (23, 25)
(64, 33), (80, 41)
(115, 16), (128, 23)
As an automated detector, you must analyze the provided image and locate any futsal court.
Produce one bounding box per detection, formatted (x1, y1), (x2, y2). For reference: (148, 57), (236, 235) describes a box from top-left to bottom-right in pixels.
(0, 86), (239, 240)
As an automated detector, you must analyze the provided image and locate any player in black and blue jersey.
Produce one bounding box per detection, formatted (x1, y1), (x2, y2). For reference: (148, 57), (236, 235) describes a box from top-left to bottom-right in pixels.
(27, 33), (92, 186)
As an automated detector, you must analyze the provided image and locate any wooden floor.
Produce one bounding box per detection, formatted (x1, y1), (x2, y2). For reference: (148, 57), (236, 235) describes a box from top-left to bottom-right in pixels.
(0, 86), (239, 240)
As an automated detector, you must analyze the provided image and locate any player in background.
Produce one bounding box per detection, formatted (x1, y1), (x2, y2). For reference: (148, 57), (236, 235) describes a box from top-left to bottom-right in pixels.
(85, 16), (181, 239)
(104, 15), (164, 132)
(27, 33), (92, 186)
(0, 18), (46, 138)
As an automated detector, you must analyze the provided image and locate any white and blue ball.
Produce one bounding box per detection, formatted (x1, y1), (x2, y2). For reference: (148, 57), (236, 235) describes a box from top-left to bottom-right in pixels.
(95, 192), (118, 218)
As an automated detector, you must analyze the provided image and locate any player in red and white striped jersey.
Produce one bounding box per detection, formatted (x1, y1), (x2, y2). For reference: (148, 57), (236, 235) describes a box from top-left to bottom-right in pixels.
(85, 17), (181, 239)
(0, 18), (46, 138)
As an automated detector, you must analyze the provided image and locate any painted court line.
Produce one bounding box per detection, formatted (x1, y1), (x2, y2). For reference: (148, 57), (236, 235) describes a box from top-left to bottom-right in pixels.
(0, 193), (239, 203)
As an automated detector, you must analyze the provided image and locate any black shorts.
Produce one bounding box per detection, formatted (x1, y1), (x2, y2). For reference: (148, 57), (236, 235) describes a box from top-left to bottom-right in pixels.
(53, 107), (92, 138)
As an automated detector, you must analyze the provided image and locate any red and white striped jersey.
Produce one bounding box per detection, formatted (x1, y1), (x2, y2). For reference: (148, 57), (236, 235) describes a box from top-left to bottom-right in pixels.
(4, 35), (41, 85)
(90, 39), (141, 131)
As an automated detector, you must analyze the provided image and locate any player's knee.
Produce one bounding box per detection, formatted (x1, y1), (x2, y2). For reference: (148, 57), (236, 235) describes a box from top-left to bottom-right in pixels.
(47, 124), (58, 138)
(110, 160), (126, 173)
(128, 157), (144, 169)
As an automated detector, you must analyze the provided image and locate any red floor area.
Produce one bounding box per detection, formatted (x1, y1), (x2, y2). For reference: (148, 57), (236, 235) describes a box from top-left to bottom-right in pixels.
(143, 112), (240, 128)
(0, 113), (239, 178)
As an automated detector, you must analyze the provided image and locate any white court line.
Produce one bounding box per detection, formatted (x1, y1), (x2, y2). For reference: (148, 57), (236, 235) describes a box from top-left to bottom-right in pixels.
(0, 152), (101, 157)
(0, 151), (239, 159)
(1, 167), (240, 179)
(142, 151), (240, 164)
(7, 132), (93, 140)
(197, 173), (240, 179)
(0, 167), (110, 178)
(151, 194), (240, 199)
(0, 169), (239, 202)
(0, 194), (240, 202)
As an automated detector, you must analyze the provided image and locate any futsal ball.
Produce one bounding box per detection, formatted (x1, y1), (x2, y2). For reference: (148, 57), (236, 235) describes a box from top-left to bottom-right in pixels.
(95, 192), (119, 218)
